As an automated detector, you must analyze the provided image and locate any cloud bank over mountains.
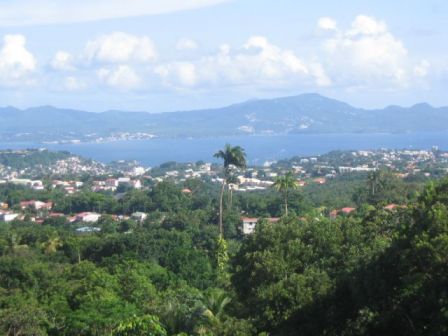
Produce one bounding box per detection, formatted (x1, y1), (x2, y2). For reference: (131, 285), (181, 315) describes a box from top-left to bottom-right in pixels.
(0, 15), (434, 98)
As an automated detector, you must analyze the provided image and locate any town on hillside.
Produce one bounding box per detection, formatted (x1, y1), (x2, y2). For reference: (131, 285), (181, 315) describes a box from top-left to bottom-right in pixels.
(0, 147), (446, 234)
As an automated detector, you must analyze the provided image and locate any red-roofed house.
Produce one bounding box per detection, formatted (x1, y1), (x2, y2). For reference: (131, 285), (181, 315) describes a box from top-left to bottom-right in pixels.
(384, 204), (398, 210)
(330, 207), (356, 218)
(20, 200), (53, 211)
(384, 204), (406, 211)
(341, 207), (356, 214)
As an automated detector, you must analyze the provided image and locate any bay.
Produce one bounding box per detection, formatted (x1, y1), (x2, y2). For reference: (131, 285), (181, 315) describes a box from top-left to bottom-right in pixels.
(1, 132), (448, 166)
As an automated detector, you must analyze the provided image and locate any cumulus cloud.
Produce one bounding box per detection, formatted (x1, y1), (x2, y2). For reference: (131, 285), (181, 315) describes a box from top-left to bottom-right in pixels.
(318, 17), (337, 31)
(0, 34), (36, 86)
(156, 36), (330, 89)
(347, 15), (387, 36)
(176, 38), (198, 51)
(85, 32), (156, 64)
(0, 0), (230, 26)
(97, 65), (141, 90)
(51, 51), (76, 71)
(319, 15), (429, 89)
(5, 14), (431, 96)
(155, 62), (197, 87)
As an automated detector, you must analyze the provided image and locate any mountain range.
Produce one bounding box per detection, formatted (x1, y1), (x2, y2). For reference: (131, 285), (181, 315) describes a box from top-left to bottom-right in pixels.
(0, 93), (447, 142)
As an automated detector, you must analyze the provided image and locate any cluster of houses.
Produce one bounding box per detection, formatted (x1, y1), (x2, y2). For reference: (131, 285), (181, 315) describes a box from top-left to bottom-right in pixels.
(0, 176), (144, 194)
(20, 200), (53, 211)
(52, 180), (85, 194)
(0, 200), (55, 223)
(240, 203), (405, 235)
(0, 196), (150, 231)
(265, 149), (443, 183)
(2, 148), (444, 200)
(211, 174), (328, 192)
(234, 176), (275, 191)
(46, 157), (108, 176)
(152, 163), (213, 183)
(0, 192), (406, 237)
(0, 178), (45, 191)
(91, 177), (142, 192)
(0, 153), (110, 179)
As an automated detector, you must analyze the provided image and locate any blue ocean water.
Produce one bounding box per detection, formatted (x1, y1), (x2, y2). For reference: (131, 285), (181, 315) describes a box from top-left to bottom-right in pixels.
(1, 133), (448, 166)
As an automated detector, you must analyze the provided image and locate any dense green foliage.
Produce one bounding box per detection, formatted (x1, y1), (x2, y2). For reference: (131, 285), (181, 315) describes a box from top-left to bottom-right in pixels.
(0, 169), (447, 335)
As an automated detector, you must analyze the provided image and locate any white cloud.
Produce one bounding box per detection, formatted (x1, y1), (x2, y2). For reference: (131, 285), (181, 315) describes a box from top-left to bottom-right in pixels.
(156, 62), (197, 87)
(0, 0), (230, 26)
(318, 17), (337, 31)
(0, 34), (36, 86)
(309, 63), (332, 87)
(97, 65), (141, 90)
(176, 38), (198, 51)
(319, 15), (427, 89)
(156, 36), (329, 89)
(51, 51), (76, 71)
(348, 15), (387, 36)
(12, 14), (429, 96)
(85, 32), (156, 64)
(243, 36), (309, 75)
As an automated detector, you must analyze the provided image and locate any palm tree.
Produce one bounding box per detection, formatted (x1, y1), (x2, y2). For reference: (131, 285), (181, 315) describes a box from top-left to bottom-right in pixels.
(214, 144), (246, 236)
(226, 174), (239, 210)
(273, 171), (299, 216)
(41, 236), (63, 255)
(6, 233), (19, 254)
(202, 288), (231, 320)
(367, 169), (384, 197)
(195, 288), (231, 335)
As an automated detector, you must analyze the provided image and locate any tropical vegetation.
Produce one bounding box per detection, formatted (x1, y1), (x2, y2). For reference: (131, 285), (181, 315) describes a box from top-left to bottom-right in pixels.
(0, 146), (447, 335)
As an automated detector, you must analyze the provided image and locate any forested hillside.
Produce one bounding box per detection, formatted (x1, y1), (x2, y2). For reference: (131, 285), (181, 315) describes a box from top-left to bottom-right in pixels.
(2, 94), (448, 141)
(0, 164), (447, 335)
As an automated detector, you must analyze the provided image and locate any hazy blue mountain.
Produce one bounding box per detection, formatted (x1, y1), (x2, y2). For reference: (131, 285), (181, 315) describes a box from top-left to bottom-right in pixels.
(0, 93), (447, 141)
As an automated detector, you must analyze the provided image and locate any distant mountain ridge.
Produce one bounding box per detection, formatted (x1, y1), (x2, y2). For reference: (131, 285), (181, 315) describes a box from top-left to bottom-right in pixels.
(0, 93), (447, 142)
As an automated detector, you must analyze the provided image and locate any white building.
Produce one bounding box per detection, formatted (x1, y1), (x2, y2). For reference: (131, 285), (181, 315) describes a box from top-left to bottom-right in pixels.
(131, 167), (146, 176)
(241, 217), (280, 235)
(73, 212), (101, 223)
(241, 218), (258, 235)
(118, 177), (131, 184)
(131, 212), (147, 222)
(0, 212), (19, 222)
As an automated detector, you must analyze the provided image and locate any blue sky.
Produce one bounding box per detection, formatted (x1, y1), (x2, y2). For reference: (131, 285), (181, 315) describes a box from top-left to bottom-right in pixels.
(0, 0), (446, 112)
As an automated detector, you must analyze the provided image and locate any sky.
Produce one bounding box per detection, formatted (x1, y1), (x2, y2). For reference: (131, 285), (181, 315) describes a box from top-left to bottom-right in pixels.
(0, 0), (446, 112)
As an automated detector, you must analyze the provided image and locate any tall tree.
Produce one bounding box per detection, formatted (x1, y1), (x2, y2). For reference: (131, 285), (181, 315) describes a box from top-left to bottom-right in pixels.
(214, 144), (246, 236)
(273, 172), (299, 216)
(226, 174), (239, 210)
(367, 170), (384, 198)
